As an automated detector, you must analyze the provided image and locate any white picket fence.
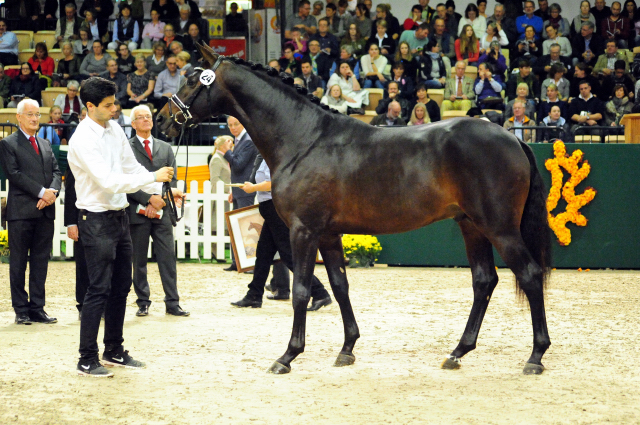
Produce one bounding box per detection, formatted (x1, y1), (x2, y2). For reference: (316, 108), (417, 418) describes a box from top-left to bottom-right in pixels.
(0, 180), (232, 260)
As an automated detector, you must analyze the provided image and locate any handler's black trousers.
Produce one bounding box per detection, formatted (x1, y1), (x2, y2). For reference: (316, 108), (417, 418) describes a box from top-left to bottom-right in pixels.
(78, 209), (132, 360)
(246, 200), (329, 301)
(74, 239), (90, 313)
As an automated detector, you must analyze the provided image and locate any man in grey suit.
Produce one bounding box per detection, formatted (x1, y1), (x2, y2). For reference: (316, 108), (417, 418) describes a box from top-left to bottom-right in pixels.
(126, 105), (189, 317)
(217, 115), (258, 272)
(0, 99), (62, 325)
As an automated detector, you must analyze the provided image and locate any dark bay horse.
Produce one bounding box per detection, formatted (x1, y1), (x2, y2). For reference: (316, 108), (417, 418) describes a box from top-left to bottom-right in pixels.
(157, 44), (552, 375)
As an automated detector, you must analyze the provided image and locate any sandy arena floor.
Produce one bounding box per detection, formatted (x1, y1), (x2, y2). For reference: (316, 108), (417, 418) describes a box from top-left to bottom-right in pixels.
(0, 261), (639, 424)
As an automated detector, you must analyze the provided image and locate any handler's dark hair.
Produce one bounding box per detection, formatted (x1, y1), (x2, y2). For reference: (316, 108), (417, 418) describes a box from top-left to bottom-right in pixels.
(80, 77), (117, 107)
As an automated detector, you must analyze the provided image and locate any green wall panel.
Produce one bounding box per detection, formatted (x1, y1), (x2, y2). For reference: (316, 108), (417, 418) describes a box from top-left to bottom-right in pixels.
(377, 144), (640, 269)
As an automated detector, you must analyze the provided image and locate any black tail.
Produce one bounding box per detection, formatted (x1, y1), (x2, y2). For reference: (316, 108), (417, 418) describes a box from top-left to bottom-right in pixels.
(518, 141), (552, 293)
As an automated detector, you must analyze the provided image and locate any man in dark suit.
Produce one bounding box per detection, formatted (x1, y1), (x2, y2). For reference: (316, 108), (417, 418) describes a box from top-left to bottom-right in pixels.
(370, 100), (407, 126)
(0, 99), (62, 325)
(216, 115), (258, 271)
(305, 40), (333, 85)
(64, 168), (91, 320)
(126, 105), (189, 317)
(533, 43), (573, 81)
(572, 21), (605, 69)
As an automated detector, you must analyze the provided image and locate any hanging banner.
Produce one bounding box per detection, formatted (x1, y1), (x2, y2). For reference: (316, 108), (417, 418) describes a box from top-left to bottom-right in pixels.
(209, 37), (247, 59)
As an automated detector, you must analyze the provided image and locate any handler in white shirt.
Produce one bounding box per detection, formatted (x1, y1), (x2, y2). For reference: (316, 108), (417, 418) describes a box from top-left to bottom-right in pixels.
(68, 76), (181, 378)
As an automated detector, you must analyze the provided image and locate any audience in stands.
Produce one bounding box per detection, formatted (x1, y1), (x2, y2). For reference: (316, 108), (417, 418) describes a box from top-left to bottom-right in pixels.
(540, 104), (570, 142)
(82, 7), (108, 44)
(441, 60), (476, 113)
(330, 46), (361, 79)
(175, 3), (197, 36)
(572, 1), (597, 37)
(53, 80), (84, 122)
(371, 100), (407, 126)
(147, 42), (168, 77)
(539, 83), (569, 120)
(284, 28), (308, 55)
(0, 64), (11, 108)
(517, 1), (544, 39)
(152, 0), (180, 24)
(506, 59), (539, 102)
(285, 0), (318, 39)
(321, 84), (349, 113)
(325, 3), (345, 38)
(112, 100), (132, 137)
(38, 105), (65, 146)
(116, 45), (136, 75)
(354, 3), (372, 39)
(55, 3), (84, 47)
(300, 58), (324, 98)
(403, 4), (424, 32)
(8, 63), (41, 107)
(416, 39), (448, 88)
(569, 79), (605, 136)
(326, 60), (369, 109)
(128, 54), (157, 109)
(371, 4), (401, 41)
(601, 59), (635, 100)
(367, 19), (396, 57)
(375, 81), (411, 121)
(504, 99), (537, 143)
(446, 1), (462, 29)
(341, 23), (366, 58)
(542, 4), (571, 39)
(480, 22), (509, 55)
(398, 22), (430, 54)
(306, 40), (332, 83)
(458, 3), (486, 39)
(80, 40), (112, 78)
(162, 24), (183, 49)
(413, 83), (442, 122)
(431, 17), (456, 62)
(433, 2), (459, 37)
(474, 62), (504, 109)
(100, 59), (128, 105)
(142, 10), (166, 49)
(540, 63), (570, 101)
(593, 38), (629, 76)
(176, 52), (192, 76)
(361, 44), (388, 88)
(572, 21), (604, 68)
(513, 25), (542, 66)
(570, 62), (602, 100)
(389, 62), (414, 99)
(394, 41), (417, 81)
(543, 23), (572, 56)
(154, 55), (181, 108)
(601, 1), (629, 48)
(408, 102), (430, 125)
(28, 43), (55, 79)
(487, 4), (518, 43)
(169, 41), (184, 56)
(456, 24), (480, 66)
(535, 0), (551, 22)
(534, 42), (573, 81)
(73, 28), (93, 58)
(505, 82), (537, 121)
(182, 23), (207, 64)
(54, 42), (82, 88)
(109, 4), (140, 51)
(80, 0), (114, 39)
(605, 83), (634, 125)
(280, 46), (301, 77)
(311, 18), (341, 59)
(478, 41), (508, 81)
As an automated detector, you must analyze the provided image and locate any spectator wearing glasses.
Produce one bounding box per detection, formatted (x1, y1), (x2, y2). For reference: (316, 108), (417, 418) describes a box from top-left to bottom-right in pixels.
(53, 80), (85, 123)
(115, 44), (136, 75)
(80, 40), (113, 78)
(146, 42), (168, 77)
(517, 1), (544, 39)
(153, 55), (181, 108)
(0, 19), (19, 66)
(8, 63), (42, 108)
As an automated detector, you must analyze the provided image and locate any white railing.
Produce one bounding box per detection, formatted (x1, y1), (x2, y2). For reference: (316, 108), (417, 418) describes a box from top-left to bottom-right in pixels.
(0, 180), (232, 260)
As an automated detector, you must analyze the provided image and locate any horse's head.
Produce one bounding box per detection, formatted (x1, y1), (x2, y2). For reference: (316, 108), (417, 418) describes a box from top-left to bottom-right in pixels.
(156, 43), (226, 137)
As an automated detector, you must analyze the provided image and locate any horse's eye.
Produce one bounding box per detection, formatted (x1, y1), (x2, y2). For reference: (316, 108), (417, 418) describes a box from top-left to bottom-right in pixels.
(187, 78), (197, 87)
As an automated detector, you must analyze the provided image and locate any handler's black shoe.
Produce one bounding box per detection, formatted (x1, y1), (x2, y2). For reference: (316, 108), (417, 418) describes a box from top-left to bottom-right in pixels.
(15, 313), (32, 325)
(231, 297), (262, 308)
(267, 291), (290, 301)
(136, 305), (149, 317)
(166, 306), (190, 316)
(223, 264), (237, 272)
(307, 297), (332, 311)
(29, 310), (57, 324)
(77, 359), (114, 378)
(264, 284), (274, 293)
(102, 347), (146, 368)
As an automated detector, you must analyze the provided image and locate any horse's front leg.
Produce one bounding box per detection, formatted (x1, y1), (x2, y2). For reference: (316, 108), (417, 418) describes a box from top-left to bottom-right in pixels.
(318, 234), (359, 367)
(268, 223), (319, 374)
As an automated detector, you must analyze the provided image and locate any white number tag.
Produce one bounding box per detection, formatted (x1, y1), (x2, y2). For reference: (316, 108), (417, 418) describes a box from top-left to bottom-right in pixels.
(200, 69), (216, 86)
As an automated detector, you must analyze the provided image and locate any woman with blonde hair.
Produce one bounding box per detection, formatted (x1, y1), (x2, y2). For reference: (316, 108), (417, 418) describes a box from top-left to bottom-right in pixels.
(408, 102), (430, 125)
(176, 51), (192, 76)
(209, 135), (232, 234)
(126, 54), (155, 108)
(321, 84), (349, 114)
(505, 82), (536, 121)
(394, 41), (416, 82)
(455, 24), (480, 66)
(37, 105), (64, 145)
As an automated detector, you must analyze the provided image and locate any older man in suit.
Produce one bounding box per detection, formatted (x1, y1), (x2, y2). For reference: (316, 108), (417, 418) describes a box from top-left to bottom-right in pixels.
(126, 105), (189, 317)
(216, 115), (259, 272)
(441, 61), (476, 113)
(0, 99), (62, 325)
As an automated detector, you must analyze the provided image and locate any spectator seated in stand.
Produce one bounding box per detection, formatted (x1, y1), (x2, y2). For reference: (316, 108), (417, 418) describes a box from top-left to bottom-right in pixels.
(398, 22), (430, 54)
(28, 43), (56, 79)
(592, 38), (630, 77)
(73, 27), (93, 59)
(393, 41), (417, 83)
(175, 3), (197, 36)
(569, 79), (605, 137)
(533, 42), (573, 81)
(441, 60), (476, 113)
(161, 24), (184, 49)
(413, 83), (441, 122)
(80, 40), (113, 78)
(284, 28), (308, 56)
(415, 38), (447, 88)
(479, 22), (509, 56)
(7, 63), (42, 107)
(370, 3), (401, 42)
(329, 46), (361, 80)
(176, 51), (193, 76)
(430, 16), (456, 64)
(457, 3), (486, 40)
(366, 19), (396, 59)
(361, 43), (389, 89)
(108, 4), (140, 51)
(153, 54), (181, 108)
(324, 3), (345, 39)
(572, 21), (604, 68)
(504, 99), (537, 143)
(0, 64), (11, 108)
(0, 18), (19, 66)
(407, 102), (430, 125)
(53, 42), (83, 88)
(320, 84), (349, 114)
(141, 9), (166, 49)
(37, 105), (65, 146)
(182, 23), (207, 65)
(127, 54), (156, 109)
(570, 62), (602, 100)
(388, 62), (414, 99)
(112, 100), (132, 138)
(54, 3), (84, 48)
(53, 80), (84, 123)
(370, 100), (407, 126)
(539, 83), (569, 121)
(455, 24), (480, 66)
(151, 0), (180, 25)
(516, 1), (544, 39)
(169, 41), (184, 56)
(604, 83), (634, 126)
(478, 41), (508, 82)
(147, 42), (168, 77)
(326, 60), (369, 110)
(542, 3), (571, 39)
(542, 23), (572, 57)
(268, 59), (281, 72)
(541, 62), (570, 101)
(99, 59), (129, 105)
(300, 58), (324, 98)
(403, 4), (423, 32)
(305, 40), (333, 85)
(505, 82), (538, 121)
(341, 22), (367, 59)
(512, 25), (542, 67)
(226, 2), (248, 35)
(539, 104), (570, 142)
(601, 59), (635, 102)
(600, 1), (630, 49)
(311, 18), (341, 60)
(114, 45), (135, 76)
(375, 81), (411, 122)
(474, 62), (505, 109)
(279, 46), (302, 78)
(506, 59), (539, 103)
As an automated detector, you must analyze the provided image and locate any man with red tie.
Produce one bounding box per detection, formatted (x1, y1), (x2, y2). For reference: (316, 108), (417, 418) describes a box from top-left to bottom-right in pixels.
(126, 104), (189, 318)
(0, 99), (62, 325)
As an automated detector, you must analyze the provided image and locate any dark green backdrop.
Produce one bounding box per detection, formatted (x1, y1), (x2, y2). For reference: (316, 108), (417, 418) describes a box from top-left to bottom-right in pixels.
(377, 144), (640, 269)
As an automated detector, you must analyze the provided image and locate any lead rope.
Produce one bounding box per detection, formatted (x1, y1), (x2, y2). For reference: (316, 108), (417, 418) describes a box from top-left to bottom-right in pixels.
(164, 123), (187, 227)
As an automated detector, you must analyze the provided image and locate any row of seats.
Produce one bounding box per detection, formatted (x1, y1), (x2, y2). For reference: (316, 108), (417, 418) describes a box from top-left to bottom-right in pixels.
(16, 48), (154, 65)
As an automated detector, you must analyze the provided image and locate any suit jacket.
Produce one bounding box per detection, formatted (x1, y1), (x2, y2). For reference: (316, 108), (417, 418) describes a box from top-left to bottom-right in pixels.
(370, 114), (407, 126)
(223, 131), (258, 201)
(126, 136), (177, 225)
(532, 55), (573, 80)
(443, 76), (476, 104)
(304, 53), (333, 83)
(209, 152), (230, 193)
(0, 130), (62, 221)
(593, 52), (630, 75)
(571, 33), (605, 66)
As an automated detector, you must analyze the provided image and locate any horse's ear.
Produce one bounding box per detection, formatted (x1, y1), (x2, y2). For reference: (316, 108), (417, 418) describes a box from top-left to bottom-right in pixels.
(197, 42), (217, 69)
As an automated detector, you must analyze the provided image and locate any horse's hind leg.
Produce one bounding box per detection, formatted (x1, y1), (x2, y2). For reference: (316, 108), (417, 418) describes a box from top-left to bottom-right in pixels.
(318, 234), (360, 367)
(442, 219), (499, 370)
(491, 231), (551, 375)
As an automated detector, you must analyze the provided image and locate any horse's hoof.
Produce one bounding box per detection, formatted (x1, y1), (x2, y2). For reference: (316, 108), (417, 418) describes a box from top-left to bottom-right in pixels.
(523, 363), (545, 375)
(267, 361), (291, 374)
(334, 353), (356, 367)
(441, 356), (461, 370)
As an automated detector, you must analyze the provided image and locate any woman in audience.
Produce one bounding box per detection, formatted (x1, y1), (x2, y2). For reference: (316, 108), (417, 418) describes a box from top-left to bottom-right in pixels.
(209, 135), (232, 235)
(540, 104), (570, 142)
(330, 46), (361, 79)
(479, 22), (508, 55)
(53, 80), (84, 123)
(605, 83), (634, 126)
(542, 4), (571, 39)
(283, 27), (307, 55)
(367, 19), (396, 57)
(361, 44), (388, 89)
(403, 4), (423, 31)
(321, 84), (349, 114)
(7, 63), (41, 107)
(80, 40), (112, 77)
(538, 83), (568, 121)
(571, 1), (596, 38)
(478, 41), (508, 81)
(354, 3), (372, 39)
(371, 4), (400, 41)
(408, 102), (430, 125)
(623, 0), (640, 47)
(541, 63), (569, 101)
(457, 3), (486, 40)
(176, 51), (192, 76)
(54, 42), (83, 87)
(327, 60), (369, 109)
(455, 24), (480, 66)
(116, 44), (136, 75)
(413, 83), (441, 122)
(417, 38), (447, 88)
(126, 54), (156, 109)
(390, 62), (414, 98)
(141, 9), (165, 49)
(512, 25), (542, 66)
(79, 107), (87, 121)
(146, 42), (167, 76)
(504, 82), (537, 121)
(394, 41), (416, 82)
(28, 42), (55, 77)
(37, 105), (64, 146)
(341, 22), (366, 58)
(73, 27), (92, 58)
(278, 46), (301, 77)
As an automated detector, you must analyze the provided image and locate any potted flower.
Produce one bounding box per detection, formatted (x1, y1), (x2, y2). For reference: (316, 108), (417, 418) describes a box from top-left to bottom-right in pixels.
(341, 234), (382, 268)
(0, 229), (9, 264)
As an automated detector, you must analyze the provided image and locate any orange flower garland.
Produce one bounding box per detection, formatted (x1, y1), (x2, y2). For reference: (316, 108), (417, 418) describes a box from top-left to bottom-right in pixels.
(544, 141), (597, 246)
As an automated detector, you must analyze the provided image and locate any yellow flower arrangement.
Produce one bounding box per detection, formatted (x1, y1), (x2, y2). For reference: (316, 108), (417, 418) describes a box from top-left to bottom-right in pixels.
(341, 234), (382, 268)
(0, 229), (9, 258)
(545, 141), (597, 246)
